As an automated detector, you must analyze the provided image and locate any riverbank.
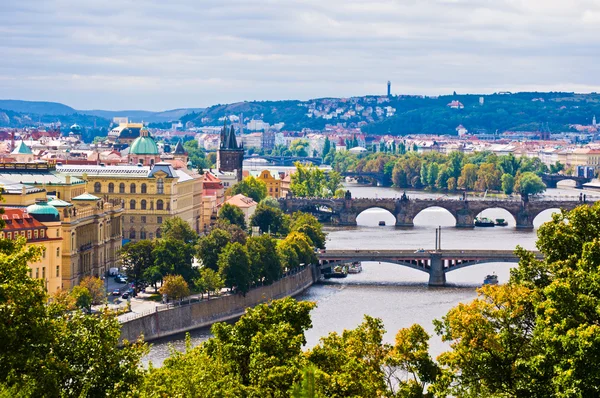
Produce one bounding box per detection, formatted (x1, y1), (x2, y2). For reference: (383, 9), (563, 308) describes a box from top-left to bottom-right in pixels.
(120, 265), (318, 344)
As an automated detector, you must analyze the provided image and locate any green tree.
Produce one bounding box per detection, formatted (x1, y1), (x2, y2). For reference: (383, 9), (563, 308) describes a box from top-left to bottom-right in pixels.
(162, 216), (198, 243)
(501, 173), (515, 195)
(229, 176), (268, 203)
(153, 238), (195, 282)
(291, 162), (336, 197)
(247, 234), (283, 284)
(515, 171), (546, 197)
(160, 274), (191, 301)
(549, 161), (565, 174)
(196, 267), (224, 299)
(457, 163), (478, 190)
(250, 202), (290, 235)
(218, 242), (251, 294)
(290, 139), (310, 157)
(197, 229), (232, 271)
(322, 137), (331, 159)
(259, 196), (280, 209)
(121, 239), (155, 286)
(71, 285), (93, 311)
(78, 276), (106, 305)
(474, 162), (502, 191)
(290, 212), (326, 249)
(279, 232), (317, 270)
(218, 203), (247, 229)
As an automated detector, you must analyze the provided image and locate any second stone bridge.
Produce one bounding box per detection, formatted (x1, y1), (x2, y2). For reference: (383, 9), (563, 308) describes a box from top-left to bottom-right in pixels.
(280, 196), (590, 229)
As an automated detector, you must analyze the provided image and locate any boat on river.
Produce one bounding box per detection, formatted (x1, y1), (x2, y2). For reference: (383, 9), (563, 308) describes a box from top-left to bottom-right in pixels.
(495, 218), (508, 226)
(378, 221), (386, 226)
(483, 273), (499, 285)
(348, 262), (362, 274)
(474, 217), (495, 227)
(324, 265), (348, 279)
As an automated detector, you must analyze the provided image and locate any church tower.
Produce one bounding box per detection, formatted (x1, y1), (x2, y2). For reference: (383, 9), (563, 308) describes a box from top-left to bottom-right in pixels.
(217, 120), (244, 182)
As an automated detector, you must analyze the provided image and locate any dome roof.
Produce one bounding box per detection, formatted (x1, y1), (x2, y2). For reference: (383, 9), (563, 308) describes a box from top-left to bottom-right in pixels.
(130, 136), (159, 155)
(26, 201), (60, 222)
(70, 124), (82, 133)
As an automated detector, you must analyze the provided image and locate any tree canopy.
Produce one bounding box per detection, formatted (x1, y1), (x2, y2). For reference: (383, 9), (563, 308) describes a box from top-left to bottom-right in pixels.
(229, 176), (268, 203)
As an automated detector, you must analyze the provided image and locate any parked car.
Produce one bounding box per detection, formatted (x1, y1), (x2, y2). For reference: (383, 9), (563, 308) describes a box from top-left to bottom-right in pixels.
(111, 289), (120, 296)
(115, 275), (127, 283)
(121, 292), (129, 299)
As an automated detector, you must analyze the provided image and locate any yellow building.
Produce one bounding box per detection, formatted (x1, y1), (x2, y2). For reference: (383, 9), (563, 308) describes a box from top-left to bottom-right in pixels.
(256, 170), (282, 198)
(51, 195), (124, 288)
(57, 162), (203, 241)
(1, 206), (63, 293)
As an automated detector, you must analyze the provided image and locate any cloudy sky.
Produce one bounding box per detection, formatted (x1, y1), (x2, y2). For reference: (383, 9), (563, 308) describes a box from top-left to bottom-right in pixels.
(2, 0), (600, 110)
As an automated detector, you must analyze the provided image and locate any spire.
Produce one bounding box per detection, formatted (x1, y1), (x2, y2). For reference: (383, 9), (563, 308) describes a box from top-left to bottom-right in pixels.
(227, 125), (239, 149)
(173, 139), (186, 154)
(220, 119), (228, 148)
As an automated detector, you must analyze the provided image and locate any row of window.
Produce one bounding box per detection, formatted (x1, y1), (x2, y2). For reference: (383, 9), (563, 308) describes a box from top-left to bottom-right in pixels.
(129, 216), (163, 224)
(94, 179), (164, 194)
(1, 229), (46, 240)
(129, 199), (166, 210)
(129, 229), (161, 240)
(29, 265), (60, 279)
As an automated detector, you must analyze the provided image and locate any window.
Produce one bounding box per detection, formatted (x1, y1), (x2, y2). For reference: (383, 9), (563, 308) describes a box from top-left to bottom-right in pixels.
(56, 248), (60, 257)
(130, 216), (134, 223)
(157, 216), (162, 224)
(141, 183), (147, 194)
(94, 182), (101, 193)
(56, 229), (59, 237)
(141, 200), (147, 210)
(149, 233), (154, 240)
(129, 229), (136, 239)
(156, 200), (164, 210)
(35, 268), (39, 279)
(141, 216), (146, 223)
(56, 266), (60, 277)
(42, 249), (46, 259)
(6, 232), (11, 239)
(130, 199), (136, 210)
(34, 230), (38, 239)
(42, 267), (45, 279)
(157, 178), (164, 194)
(27, 230), (31, 239)
(40, 230), (45, 238)
(130, 183), (136, 193)
(119, 183), (125, 193)
(156, 228), (161, 238)
(108, 183), (114, 193)
(140, 230), (147, 239)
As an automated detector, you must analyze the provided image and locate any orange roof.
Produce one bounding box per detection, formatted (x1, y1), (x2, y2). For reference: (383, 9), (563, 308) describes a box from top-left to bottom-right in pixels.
(224, 194), (257, 209)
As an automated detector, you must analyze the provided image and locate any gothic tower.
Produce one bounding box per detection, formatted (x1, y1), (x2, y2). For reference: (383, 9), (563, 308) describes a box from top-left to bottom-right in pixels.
(217, 120), (244, 182)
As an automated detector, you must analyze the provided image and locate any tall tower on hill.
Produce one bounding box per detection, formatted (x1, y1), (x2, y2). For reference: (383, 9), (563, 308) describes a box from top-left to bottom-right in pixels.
(387, 81), (391, 97)
(217, 120), (244, 182)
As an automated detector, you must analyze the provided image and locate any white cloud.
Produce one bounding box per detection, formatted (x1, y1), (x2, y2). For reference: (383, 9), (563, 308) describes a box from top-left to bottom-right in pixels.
(0, 0), (599, 110)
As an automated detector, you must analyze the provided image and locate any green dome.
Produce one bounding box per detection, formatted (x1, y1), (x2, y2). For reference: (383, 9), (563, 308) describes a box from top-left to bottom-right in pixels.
(27, 201), (60, 222)
(130, 136), (159, 155)
(70, 124), (82, 134)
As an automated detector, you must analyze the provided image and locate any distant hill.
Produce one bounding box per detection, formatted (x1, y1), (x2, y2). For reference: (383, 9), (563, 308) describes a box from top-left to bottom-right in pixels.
(0, 100), (76, 115)
(80, 108), (204, 123)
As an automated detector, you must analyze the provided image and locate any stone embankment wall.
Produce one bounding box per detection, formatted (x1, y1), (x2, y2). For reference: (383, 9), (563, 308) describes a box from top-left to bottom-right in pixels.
(120, 265), (317, 343)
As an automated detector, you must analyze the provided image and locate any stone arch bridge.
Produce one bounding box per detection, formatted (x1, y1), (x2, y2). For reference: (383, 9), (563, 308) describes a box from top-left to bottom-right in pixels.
(279, 196), (592, 229)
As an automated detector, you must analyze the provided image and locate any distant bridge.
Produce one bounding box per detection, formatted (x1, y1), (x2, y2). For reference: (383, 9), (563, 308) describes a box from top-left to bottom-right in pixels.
(245, 155), (322, 166)
(540, 173), (591, 188)
(340, 171), (390, 186)
(279, 196), (594, 229)
(318, 249), (544, 286)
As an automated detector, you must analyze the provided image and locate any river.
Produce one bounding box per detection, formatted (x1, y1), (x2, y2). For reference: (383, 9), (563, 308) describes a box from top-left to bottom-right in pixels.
(143, 183), (596, 366)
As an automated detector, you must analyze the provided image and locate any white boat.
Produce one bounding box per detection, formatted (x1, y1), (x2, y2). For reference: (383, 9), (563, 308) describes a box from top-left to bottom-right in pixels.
(483, 274), (498, 285)
(348, 261), (362, 274)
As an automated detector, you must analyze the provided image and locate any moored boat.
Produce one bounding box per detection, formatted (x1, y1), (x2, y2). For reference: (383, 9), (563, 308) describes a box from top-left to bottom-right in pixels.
(348, 261), (362, 274)
(483, 273), (499, 285)
(495, 218), (508, 226)
(474, 217), (495, 227)
(378, 221), (386, 226)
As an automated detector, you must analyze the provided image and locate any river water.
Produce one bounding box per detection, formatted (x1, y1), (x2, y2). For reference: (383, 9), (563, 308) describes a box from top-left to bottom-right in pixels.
(144, 183), (596, 366)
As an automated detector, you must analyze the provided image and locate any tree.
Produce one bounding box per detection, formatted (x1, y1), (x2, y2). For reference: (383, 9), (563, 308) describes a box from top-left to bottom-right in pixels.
(457, 163), (478, 190)
(246, 234), (283, 284)
(279, 232), (317, 270)
(218, 242), (251, 295)
(515, 171), (546, 197)
(218, 203), (247, 229)
(259, 196), (280, 209)
(121, 239), (155, 286)
(162, 217), (198, 243)
(290, 139), (310, 157)
(161, 275), (191, 301)
(291, 212), (326, 249)
(196, 268), (224, 299)
(322, 137), (331, 159)
(290, 162), (326, 197)
(78, 276), (106, 305)
(250, 202), (290, 235)
(549, 161), (565, 174)
(153, 238), (195, 282)
(474, 162), (502, 191)
(229, 176), (268, 203)
(197, 229), (232, 271)
(501, 173), (515, 195)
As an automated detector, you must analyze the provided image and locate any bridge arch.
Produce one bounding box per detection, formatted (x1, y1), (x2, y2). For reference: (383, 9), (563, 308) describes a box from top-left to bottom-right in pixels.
(444, 258), (521, 272)
(531, 208), (564, 228)
(320, 258), (431, 274)
(475, 207), (517, 226)
(555, 179), (578, 188)
(355, 207), (396, 226)
(412, 206), (458, 227)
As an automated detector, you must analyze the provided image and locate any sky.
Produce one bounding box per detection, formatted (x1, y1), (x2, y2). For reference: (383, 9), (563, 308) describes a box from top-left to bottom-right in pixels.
(1, 0), (600, 111)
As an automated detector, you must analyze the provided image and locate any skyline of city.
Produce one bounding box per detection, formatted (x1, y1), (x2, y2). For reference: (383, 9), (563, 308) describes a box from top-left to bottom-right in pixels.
(2, 0), (600, 110)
